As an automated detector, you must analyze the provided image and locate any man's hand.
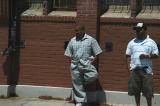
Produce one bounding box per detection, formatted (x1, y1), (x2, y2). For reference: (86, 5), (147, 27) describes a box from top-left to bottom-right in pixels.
(126, 55), (131, 75)
(89, 56), (95, 64)
(0, 51), (3, 55)
(89, 56), (96, 65)
(139, 54), (150, 59)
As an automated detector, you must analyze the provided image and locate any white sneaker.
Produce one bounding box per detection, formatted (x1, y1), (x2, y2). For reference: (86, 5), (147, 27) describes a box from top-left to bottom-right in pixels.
(76, 103), (82, 106)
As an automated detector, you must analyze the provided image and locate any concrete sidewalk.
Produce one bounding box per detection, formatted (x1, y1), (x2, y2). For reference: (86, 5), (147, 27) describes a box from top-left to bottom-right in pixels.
(0, 97), (75, 106)
(0, 97), (136, 106)
(1, 85), (159, 106)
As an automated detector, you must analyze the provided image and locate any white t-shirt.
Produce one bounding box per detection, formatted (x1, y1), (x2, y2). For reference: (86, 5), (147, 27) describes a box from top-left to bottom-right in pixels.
(126, 35), (159, 74)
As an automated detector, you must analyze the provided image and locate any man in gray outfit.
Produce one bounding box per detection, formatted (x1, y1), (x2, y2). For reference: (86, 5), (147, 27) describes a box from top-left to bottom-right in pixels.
(64, 25), (102, 106)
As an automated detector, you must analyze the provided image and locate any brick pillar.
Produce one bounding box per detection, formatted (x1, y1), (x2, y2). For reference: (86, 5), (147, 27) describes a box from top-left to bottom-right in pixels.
(43, 0), (53, 15)
(0, 0), (9, 24)
(43, 0), (48, 15)
(131, 0), (142, 18)
(131, 0), (137, 17)
(76, 0), (99, 37)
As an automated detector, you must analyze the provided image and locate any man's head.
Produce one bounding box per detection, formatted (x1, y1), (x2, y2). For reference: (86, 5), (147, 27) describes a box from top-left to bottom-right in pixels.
(133, 23), (147, 40)
(75, 25), (85, 40)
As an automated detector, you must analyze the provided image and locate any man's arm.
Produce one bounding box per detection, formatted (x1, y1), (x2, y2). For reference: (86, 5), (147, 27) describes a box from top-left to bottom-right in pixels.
(89, 55), (98, 65)
(64, 39), (73, 63)
(126, 55), (131, 75)
(140, 40), (159, 59)
(64, 56), (72, 63)
(139, 54), (159, 59)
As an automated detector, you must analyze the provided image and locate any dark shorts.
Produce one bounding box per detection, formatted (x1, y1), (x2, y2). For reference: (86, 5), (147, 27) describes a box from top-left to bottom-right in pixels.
(128, 69), (153, 98)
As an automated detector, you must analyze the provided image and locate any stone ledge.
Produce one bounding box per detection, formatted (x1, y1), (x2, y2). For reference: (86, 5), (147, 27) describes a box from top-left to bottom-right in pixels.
(21, 16), (76, 23)
(48, 11), (76, 17)
(22, 9), (43, 16)
(100, 17), (160, 25)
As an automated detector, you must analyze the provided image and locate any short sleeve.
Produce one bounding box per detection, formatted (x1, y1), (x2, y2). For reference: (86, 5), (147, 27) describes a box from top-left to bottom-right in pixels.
(91, 39), (102, 56)
(151, 41), (159, 56)
(64, 40), (73, 57)
(126, 42), (131, 56)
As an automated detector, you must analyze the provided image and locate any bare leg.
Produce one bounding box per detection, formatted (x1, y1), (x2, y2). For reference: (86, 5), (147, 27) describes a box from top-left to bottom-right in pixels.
(135, 94), (141, 106)
(146, 97), (152, 106)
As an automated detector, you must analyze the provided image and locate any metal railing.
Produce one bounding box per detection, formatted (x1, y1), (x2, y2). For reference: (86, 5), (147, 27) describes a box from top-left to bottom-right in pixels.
(105, 0), (131, 12)
(27, 0), (76, 11)
(28, 0), (43, 9)
(142, 0), (160, 12)
(52, 0), (76, 10)
(106, 0), (130, 5)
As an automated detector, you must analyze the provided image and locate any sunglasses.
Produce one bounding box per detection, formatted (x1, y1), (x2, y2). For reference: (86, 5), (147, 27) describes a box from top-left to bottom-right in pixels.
(135, 28), (143, 31)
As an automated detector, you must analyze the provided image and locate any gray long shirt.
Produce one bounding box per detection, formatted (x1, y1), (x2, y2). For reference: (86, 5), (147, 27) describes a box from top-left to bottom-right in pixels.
(65, 34), (102, 68)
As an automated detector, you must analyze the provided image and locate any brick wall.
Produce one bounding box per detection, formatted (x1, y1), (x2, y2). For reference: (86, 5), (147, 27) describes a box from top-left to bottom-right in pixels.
(0, 26), (8, 84)
(99, 23), (133, 91)
(18, 16), (76, 87)
(0, 0), (160, 94)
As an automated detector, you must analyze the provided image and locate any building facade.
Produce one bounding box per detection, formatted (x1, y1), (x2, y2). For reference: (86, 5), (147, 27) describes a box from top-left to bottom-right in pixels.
(0, 0), (160, 96)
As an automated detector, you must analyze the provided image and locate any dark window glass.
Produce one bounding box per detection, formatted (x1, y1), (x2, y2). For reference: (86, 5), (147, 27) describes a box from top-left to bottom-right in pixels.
(142, 0), (160, 12)
(106, 0), (130, 5)
(52, 0), (76, 11)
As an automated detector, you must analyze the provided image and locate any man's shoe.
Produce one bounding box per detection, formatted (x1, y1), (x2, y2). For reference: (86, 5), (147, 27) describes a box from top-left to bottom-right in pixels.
(76, 103), (83, 106)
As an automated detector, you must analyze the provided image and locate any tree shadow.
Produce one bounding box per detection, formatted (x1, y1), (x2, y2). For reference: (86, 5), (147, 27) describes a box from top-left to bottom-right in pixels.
(3, 54), (20, 97)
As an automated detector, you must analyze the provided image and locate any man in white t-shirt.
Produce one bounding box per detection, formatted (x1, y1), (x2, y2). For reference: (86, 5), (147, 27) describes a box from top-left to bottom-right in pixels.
(126, 23), (159, 106)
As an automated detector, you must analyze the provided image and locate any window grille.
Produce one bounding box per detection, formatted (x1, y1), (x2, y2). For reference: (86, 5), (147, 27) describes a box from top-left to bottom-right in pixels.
(28, 0), (43, 9)
(22, 0), (44, 16)
(106, 0), (131, 12)
(52, 0), (76, 10)
(106, 0), (130, 5)
(142, 0), (160, 12)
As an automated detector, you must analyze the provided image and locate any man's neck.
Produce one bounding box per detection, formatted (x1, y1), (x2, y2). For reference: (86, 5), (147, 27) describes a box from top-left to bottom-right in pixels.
(76, 34), (85, 41)
(137, 34), (147, 40)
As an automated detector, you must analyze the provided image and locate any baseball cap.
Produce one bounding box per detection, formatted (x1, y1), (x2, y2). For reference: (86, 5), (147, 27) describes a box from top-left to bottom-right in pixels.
(133, 22), (147, 30)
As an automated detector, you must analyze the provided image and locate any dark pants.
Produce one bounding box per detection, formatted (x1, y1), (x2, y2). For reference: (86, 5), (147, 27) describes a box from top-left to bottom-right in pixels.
(128, 68), (153, 98)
